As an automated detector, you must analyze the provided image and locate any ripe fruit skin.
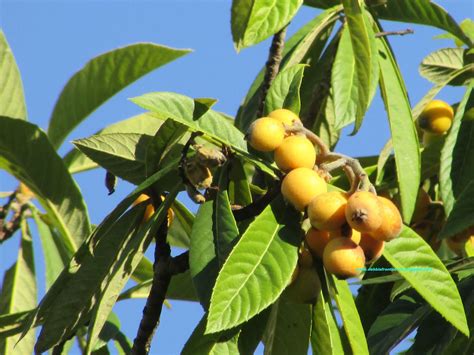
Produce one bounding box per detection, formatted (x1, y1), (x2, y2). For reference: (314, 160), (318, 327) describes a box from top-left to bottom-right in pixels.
(247, 117), (285, 152)
(305, 228), (331, 259)
(359, 234), (384, 263)
(308, 191), (348, 230)
(133, 194), (174, 225)
(418, 100), (454, 135)
(281, 168), (327, 211)
(268, 108), (301, 126)
(133, 194), (155, 223)
(369, 196), (402, 241)
(323, 238), (365, 279)
(329, 225), (361, 245)
(345, 191), (383, 233)
(274, 135), (316, 172)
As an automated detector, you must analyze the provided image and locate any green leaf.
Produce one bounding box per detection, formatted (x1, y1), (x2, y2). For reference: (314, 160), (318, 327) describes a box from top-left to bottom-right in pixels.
(419, 47), (469, 85)
(440, 181), (474, 239)
(34, 206), (144, 352)
(383, 226), (469, 336)
(228, 158), (252, 206)
(85, 189), (179, 352)
(236, 6), (340, 131)
(32, 209), (70, 289)
(371, 0), (472, 47)
(0, 222), (36, 355)
(145, 119), (187, 177)
(206, 197), (301, 334)
(329, 276), (369, 355)
(182, 315), (240, 355)
(440, 85), (474, 216)
(238, 309), (271, 355)
(231, 0), (303, 50)
(367, 294), (429, 354)
(435, 19), (474, 47)
(0, 30), (27, 120)
(0, 310), (31, 338)
(168, 200), (194, 249)
(131, 92), (247, 152)
(263, 301), (311, 355)
(311, 277), (345, 354)
(340, 1), (377, 134)
(0, 117), (91, 251)
(264, 64), (306, 115)
(63, 113), (164, 174)
(73, 133), (152, 185)
(47, 43), (191, 148)
(376, 32), (420, 223)
(118, 270), (198, 302)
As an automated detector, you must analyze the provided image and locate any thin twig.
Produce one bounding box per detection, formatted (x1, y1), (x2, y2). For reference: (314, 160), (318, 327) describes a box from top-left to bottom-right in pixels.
(375, 29), (414, 38)
(256, 27), (287, 118)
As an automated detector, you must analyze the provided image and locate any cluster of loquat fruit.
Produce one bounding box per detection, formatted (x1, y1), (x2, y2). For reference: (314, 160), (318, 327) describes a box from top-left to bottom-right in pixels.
(247, 109), (403, 281)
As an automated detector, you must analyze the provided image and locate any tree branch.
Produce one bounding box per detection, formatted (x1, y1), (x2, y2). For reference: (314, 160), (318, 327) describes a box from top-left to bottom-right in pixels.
(232, 180), (281, 221)
(256, 27), (287, 118)
(375, 29), (414, 38)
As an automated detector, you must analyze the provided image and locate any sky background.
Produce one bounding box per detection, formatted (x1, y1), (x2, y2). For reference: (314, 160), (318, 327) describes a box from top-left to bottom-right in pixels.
(0, 0), (472, 354)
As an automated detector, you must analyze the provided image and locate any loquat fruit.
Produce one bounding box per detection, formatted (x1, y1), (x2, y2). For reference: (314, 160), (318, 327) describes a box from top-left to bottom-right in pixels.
(247, 117), (285, 152)
(418, 100), (454, 135)
(446, 227), (474, 256)
(274, 135), (316, 172)
(323, 237), (365, 279)
(281, 168), (327, 211)
(298, 246), (314, 269)
(133, 194), (174, 226)
(268, 108), (301, 127)
(305, 228), (331, 259)
(345, 191), (383, 233)
(369, 196), (402, 242)
(329, 224), (361, 244)
(285, 267), (321, 304)
(359, 234), (384, 263)
(308, 191), (348, 231)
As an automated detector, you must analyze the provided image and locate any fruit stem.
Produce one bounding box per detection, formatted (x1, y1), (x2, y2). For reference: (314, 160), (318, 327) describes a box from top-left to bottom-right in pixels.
(285, 122), (331, 156)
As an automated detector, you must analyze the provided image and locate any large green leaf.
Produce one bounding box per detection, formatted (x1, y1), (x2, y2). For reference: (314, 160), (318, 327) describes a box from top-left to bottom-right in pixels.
(182, 315), (240, 355)
(0, 222), (36, 354)
(231, 0), (303, 50)
(206, 197), (301, 334)
(85, 189), (179, 352)
(329, 276), (369, 355)
(0, 310), (31, 339)
(34, 206), (144, 352)
(440, 85), (474, 215)
(168, 200), (194, 249)
(371, 0), (472, 47)
(264, 64), (306, 115)
(238, 310), (271, 355)
(419, 47), (467, 85)
(383, 226), (469, 336)
(235, 6), (340, 131)
(0, 30), (27, 120)
(263, 301), (311, 355)
(367, 294), (429, 354)
(47, 43), (191, 148)
(311, 287), (344, 355)
(131, 92), (246, 152)
(440, 182), (474, 239)
(0, 117), (91, 251)
(63, 113), (164, 174)
(32, 209), (70, 289)
(73, 133), (152, 185)
(435, 18), (474, 47)
(340, 0), (377, 134)
(376, 32), (420, 222)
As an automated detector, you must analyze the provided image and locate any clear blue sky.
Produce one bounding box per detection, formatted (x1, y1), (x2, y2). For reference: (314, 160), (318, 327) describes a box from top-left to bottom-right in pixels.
(0, 1), (472, 354)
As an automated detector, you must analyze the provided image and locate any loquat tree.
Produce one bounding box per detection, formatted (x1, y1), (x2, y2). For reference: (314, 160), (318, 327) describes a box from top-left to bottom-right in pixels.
(0, 0), (473, 354)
